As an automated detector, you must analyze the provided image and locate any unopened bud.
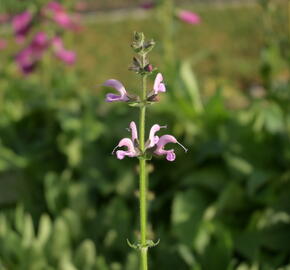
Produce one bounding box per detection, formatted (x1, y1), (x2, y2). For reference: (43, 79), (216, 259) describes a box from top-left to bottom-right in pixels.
(145, 64), (153, 72)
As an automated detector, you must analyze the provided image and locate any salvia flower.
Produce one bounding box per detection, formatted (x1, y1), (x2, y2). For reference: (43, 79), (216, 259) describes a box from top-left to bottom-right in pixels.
(113, 122), (140, 160)
(153, 73), (166, 94)
(154, 135), (187, 161)
(12, 11), (33, 42)
(103, 79), (130, 102)
(113, 122), (186, 161)
(177, 10), (201, 25)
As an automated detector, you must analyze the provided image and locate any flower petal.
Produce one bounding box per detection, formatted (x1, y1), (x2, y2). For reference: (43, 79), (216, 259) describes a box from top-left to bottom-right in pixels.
(116, 150), (127, 160)
(106, 93), (124, 102)
(153, 73), (163, 93)
(156, 135), (177, 148)
(166, 150), (176, 161)
(104, 79), (127, 95)
(146, 124), (163, 148)
(158, 83), (166, 92)
(130, 121), (138, 143)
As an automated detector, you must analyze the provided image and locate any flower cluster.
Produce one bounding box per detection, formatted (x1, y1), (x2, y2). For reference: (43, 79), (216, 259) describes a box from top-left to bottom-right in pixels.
(103, 72), (166, 103)
(112, 121), (187, 162)
(0, 1), (79, 74)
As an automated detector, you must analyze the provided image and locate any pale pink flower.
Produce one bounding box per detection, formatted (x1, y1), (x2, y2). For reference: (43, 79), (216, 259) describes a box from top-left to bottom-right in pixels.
(153, 73), (166, 94)
(103, 79), (130, 102)
(145, 124), (166, 149)
(154, 135), (187, 161)
(113, 121), (140, 160)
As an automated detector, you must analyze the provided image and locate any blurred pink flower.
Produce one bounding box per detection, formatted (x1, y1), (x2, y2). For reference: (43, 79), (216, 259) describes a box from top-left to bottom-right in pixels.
(0, 39), (7, 50)
(16, 32), (49, 74)
(43, 1), (79, 30)
(51, 37), (76, 65)
(12, 11), (33, 43)
(75, 1), (88, 11)
(0, 13), (9, 24)
(177, 10), (200, 25)
(140, 2), (155, 9)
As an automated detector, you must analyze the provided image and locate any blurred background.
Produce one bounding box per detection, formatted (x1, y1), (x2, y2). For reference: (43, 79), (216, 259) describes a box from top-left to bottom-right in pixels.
(0, 0), (290, 269)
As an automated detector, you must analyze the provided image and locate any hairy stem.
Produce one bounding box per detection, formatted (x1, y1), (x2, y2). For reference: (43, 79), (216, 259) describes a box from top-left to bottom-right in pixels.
(139, 54), (148, 270)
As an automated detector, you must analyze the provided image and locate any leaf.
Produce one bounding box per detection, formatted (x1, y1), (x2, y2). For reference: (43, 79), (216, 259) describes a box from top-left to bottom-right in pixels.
(179, 60), (204, 113)
(75, 239), (96, 270)
(36, 214), (52, 248)
(22, 214), (35, 248)
(172, 190), (208, 246)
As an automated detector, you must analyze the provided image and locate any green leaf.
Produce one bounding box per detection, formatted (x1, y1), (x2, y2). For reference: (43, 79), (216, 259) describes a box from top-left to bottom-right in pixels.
(36, 214), (52, 248)
(75, 239), (96, 270)
(172, 190), (208, 245)
(179, 60), (204, 113)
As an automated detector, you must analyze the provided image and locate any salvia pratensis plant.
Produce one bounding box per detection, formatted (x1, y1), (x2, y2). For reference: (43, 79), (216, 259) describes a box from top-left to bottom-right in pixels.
(103, 32), (187, 270)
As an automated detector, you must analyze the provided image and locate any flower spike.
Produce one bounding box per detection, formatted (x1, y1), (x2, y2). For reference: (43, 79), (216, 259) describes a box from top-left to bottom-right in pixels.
(103, 79), (130, 102)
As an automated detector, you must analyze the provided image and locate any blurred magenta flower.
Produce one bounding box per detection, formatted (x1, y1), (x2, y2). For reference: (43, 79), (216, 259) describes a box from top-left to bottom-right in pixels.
(103, 79), (130, 102)
(177, 10), (200, 25)
(0, 39), (7, 50)
(52, 37), (76, 65)
(153, 73), (166, 94)
(43, 1), (79, 30)
(16, 32), (49, 74)
(12, 11), (33, 42)
(154, 135), (187, 161)
(140, 1), (155, 9)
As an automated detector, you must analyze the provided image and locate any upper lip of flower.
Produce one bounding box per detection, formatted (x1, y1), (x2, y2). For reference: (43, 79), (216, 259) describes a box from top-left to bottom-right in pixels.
(145, 124), (167, 149)
(103, 79), (130, 102)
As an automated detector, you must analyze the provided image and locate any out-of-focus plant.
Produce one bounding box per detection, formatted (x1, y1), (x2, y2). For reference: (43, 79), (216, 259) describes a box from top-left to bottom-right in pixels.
(0, 1), (79, 75)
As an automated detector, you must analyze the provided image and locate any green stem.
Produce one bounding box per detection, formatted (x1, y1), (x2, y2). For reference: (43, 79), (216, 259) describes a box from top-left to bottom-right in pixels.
(139, 55), (148, 270)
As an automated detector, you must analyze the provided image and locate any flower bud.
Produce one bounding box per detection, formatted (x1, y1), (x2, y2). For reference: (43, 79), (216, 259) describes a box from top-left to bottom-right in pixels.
(144, 64), (153, 72)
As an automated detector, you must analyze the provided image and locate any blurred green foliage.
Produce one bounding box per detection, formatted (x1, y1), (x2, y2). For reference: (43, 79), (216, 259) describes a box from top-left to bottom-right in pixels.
(0, 0), (290, 269)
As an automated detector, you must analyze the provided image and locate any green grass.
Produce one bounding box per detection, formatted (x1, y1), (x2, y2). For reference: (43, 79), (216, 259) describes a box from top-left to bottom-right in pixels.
(73, 4), (265, 92)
